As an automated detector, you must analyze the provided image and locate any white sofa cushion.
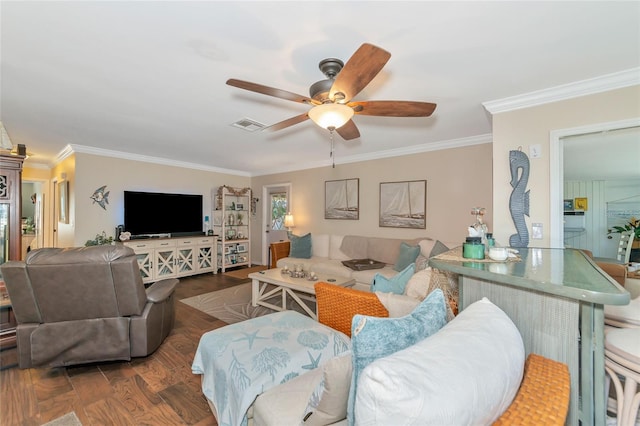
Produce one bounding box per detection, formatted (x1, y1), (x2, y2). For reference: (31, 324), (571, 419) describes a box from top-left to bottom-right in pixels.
(253, 367), (324, 425)
(418, 239), (436, 257)
(375, 292), (421, 317)
(309, 259), (353, 278)
(349, 267), (396, 288)
(329, 235), (350, 260)
(354, 297), (525, 425)
(303, 353), (353, 426)
(312, 234), (330, 258)
(404, 267), (432, 300)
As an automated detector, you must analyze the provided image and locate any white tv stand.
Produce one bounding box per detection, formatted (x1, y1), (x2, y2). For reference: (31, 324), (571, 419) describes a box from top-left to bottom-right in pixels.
(123, 235), (215, 283)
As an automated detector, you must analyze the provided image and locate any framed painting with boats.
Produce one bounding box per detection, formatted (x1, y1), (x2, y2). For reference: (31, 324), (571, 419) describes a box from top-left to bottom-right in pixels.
(379, 180), (426, 229)
(325, 178), (359, 220)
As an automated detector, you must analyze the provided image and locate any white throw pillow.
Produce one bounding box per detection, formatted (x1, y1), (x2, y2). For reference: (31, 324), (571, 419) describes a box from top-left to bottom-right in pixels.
(312, 234), (330, 258)
(329, 235), (350, 260)
(418, 239), (436, 258)
(404, 267), (433, 300)
(303, 353), (352, 426)
(375, 292), (421, 317)
(354, 298), (525, 425)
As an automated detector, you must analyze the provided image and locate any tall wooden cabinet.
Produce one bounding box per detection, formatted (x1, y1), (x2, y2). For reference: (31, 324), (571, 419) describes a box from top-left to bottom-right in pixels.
(0, 154), (25, 264)
(213, 186), (251, 273)
(0, 153), (25, 352)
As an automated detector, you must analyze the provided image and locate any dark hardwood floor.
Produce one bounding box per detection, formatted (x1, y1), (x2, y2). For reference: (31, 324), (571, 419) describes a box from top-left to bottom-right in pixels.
(0, 272), (248, 426)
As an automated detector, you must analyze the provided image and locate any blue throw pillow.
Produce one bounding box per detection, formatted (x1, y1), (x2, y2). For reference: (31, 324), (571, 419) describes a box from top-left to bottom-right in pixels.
(346, 289), (448, 425)
(393, 242), (421, 271)
(288, 232), (312, 259)
(370, 263), (415, 294)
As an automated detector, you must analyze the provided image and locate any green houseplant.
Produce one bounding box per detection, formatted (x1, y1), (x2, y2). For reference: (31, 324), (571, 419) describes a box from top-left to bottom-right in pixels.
(85, 231), (114, 246)
(609, 217), (640, 248)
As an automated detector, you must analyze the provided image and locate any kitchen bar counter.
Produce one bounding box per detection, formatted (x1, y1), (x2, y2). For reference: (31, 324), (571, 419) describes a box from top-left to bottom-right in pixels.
(430, 247), (629, 426)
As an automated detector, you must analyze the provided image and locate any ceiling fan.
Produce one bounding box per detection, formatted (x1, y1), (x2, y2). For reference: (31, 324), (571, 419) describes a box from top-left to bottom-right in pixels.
(226, 43), (437, 140)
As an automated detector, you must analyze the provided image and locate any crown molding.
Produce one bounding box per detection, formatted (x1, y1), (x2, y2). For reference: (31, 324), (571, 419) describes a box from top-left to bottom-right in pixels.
(56, 144), (251, 177)
(483, 68), (640, 114)
(251, 133), (492, 176)
(51, 134), (492, 177)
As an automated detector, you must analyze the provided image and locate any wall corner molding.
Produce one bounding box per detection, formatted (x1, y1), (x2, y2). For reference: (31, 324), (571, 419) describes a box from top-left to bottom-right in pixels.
(482, 68), (640, 115)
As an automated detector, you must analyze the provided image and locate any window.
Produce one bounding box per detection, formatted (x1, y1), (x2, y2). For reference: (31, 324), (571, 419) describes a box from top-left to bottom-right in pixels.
(271, 192), (287, 230)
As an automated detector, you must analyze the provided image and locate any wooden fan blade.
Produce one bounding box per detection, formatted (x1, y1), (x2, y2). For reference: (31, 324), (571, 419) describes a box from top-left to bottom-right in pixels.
(329, 43), (391, 103)
(265, 112), (310, 132)
(336, 120), (360, 140)
(227, 79), (319, 105)
(350, 100), (437, 117)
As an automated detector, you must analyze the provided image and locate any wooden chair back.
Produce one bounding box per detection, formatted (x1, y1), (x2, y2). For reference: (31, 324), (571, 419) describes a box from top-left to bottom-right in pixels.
(270, 241), (290, 268)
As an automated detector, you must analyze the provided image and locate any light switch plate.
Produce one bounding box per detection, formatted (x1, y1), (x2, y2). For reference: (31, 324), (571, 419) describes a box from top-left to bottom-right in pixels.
(529, 144), (542, 158)
(532, 223), (543, 239)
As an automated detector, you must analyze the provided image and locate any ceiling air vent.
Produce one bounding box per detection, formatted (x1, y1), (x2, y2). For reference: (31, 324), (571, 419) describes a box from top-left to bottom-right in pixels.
(231, 118), (266, 132)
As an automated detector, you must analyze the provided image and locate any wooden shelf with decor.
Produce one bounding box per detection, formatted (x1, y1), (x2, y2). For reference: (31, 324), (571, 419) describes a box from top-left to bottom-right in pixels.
(212, 186), (252, 273)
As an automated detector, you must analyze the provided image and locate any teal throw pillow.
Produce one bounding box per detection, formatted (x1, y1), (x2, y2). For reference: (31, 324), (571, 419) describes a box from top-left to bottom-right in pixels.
(429, 240), (450, 258)
(346, 289), (448, 425)
(288, 232), (312, 259)
(370, 263), (415, 294)
(393, 242), (421, 271)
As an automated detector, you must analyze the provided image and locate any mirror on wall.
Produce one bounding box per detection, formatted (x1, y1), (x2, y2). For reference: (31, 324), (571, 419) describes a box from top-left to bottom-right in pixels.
(562, 126), (640, 260)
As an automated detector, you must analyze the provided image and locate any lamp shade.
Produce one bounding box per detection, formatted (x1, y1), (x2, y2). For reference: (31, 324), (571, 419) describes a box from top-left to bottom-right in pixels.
(308, 103), (354, 129)
(284, 213), (295, 229)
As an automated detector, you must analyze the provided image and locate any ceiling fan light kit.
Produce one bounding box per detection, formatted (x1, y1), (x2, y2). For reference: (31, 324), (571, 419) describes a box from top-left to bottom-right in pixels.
(308, 103), (354, 130)
(227, 43), (436, 141)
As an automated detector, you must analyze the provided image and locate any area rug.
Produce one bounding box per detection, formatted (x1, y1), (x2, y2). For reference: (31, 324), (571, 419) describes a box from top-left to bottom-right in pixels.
(223, 265), (269, 280)
(179, 282), (314, 324)
(42, 412), (82, 426)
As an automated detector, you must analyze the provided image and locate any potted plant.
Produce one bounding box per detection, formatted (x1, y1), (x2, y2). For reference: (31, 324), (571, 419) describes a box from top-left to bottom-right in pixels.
(608, 217), (640, 249)
(85, 231), (114, 246)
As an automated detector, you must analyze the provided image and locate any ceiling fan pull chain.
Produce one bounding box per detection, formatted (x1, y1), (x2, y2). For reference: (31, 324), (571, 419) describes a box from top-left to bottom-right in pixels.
(329, 128), (335, 168)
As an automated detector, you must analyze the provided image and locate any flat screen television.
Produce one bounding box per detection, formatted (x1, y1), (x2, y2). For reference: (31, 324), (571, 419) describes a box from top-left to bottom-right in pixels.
(124, 191), (203, 237)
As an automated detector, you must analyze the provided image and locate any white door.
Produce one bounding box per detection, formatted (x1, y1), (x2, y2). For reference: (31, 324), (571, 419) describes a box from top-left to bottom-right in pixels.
(262, 183), (291, 265)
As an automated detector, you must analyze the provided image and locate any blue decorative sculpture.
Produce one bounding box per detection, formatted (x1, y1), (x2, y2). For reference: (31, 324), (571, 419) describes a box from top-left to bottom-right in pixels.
(509, 149), (530, 248)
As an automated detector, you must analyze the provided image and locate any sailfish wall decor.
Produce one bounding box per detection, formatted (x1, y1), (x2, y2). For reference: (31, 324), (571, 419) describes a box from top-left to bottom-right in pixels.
(508, 149), (530, 248)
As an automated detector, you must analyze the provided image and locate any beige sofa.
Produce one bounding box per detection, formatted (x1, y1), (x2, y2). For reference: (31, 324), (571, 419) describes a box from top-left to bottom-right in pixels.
(275, 234), (452, 290)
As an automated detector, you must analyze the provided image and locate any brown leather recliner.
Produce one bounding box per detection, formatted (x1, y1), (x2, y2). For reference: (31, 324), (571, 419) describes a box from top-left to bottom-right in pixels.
(0, 245), (178, 369)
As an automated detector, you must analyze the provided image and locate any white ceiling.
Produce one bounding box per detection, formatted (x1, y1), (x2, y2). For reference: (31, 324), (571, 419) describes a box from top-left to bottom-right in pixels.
(563, 126), (640, 181)
(1, 1), (639, 176)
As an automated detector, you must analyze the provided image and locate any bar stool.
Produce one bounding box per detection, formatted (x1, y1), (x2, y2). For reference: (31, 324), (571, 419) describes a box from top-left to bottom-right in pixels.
(604, 328), (640, 426)
(605, 296), (640, 328)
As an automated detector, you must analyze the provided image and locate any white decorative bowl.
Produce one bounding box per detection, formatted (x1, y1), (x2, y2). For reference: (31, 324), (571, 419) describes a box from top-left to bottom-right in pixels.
(489, 247), (509, 261)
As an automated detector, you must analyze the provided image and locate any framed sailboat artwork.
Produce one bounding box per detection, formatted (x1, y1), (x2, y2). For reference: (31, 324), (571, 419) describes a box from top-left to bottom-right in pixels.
(379, 180), (426, 229)
(325, 178), (359, 220)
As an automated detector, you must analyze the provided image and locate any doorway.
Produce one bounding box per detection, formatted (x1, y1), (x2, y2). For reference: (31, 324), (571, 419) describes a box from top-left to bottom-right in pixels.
(261, 183), (292, 266)
(549, 118), (640, 250)
(21, 179), (49, 256)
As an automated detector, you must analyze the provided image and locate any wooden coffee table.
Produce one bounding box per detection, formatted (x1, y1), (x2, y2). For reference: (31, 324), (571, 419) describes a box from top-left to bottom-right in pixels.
(249, 268), (355, 320)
